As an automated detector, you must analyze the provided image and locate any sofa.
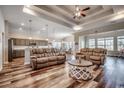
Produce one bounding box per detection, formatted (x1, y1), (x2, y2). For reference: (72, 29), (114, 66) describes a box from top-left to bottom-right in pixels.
(76, 48), (107, 66)
(30, 48), (66, 70)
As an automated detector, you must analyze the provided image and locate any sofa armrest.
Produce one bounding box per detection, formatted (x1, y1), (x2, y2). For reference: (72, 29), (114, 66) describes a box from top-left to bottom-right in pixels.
(59, 52), (66, 56)
(59, 52), (66, 60)
(76, 52), (81, 55)
(100, 56), (106, 65)
(30, 56), (37, 59)
(30, 56), (37, 70)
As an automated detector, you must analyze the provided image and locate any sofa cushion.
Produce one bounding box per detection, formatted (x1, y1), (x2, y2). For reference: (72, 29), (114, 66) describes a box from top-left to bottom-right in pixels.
(32, 49), (37, 54)
(44, 53), (50, 57)
(34, 54), (41, 58)
(49, 53), (53, 56)
(93, 48), (105, 53)
(55, 53), (60, 56)
(48, 61), (57, 66)
(88, 48), (93, 52)
(57, 56), (65, 60)
(52, 53), (55, 56)
(39, 49), (44, 54)
(90, 56), (101, 61)
(46, 48), (51, 53)
(36, 49), (41, 54)
(31, 58), (37, 62)
(37, 63), (49, 69)
(41, 54), (44, 57)
(37, 57), (48, 64)
(48, 56), (57, 61)
(80, 48), (87, 52)
(87, 52), (92, 55)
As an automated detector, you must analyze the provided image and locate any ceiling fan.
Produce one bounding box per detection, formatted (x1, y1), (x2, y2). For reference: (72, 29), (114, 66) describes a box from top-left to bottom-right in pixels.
(73, 5), (90, 19)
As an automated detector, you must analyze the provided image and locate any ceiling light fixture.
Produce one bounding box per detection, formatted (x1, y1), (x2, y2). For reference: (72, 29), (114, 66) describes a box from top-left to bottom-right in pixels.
(46, 24), (49, 41)
(73, 25), (82, 31)
(19, 27), (22, 30)
(42, 27), (46, 31)
(73, 5), (90, 19)
(28, 19), (32, 40)
(21, 23), (24, 26)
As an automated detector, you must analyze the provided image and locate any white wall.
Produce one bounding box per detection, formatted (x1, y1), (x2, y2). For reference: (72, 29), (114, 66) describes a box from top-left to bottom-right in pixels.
(79, 36), (85, 49)
(0, 8), (5, 71)
(4, 21), (9, 64)
(8, 27), (46, 40)
(63, 35), (74, 42)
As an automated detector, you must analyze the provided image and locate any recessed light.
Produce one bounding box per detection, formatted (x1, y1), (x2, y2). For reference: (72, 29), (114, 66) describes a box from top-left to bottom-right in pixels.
(21, 23), (24, 26)
(19, 27), (22, 30)
(26, 5), (31, 8)
(53, 40), (55, 42)
(29, 37), (32, 40)
(46, 39), (48, 41)
(73, 26), (82, 31)
(42, 27), (46, 31)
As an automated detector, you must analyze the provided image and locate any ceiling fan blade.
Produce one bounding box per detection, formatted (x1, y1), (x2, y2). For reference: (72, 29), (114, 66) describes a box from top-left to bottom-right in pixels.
(81, 13), (86, 17)
(82, 7), (90, 11)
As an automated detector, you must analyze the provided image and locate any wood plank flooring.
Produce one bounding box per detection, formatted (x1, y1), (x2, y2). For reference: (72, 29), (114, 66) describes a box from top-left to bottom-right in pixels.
(0, 58), (102, 88)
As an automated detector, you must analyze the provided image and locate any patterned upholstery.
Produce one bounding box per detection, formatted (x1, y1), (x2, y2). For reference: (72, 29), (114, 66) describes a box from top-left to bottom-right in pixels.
(30, 48), (66, 70)
(76, 48), (107, 66)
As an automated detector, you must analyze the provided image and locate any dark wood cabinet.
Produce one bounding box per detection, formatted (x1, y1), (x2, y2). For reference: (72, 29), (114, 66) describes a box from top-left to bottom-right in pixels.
(13, 50), (24, 58)
(12, 38), (48, 46)
(8, 38), (48, 61)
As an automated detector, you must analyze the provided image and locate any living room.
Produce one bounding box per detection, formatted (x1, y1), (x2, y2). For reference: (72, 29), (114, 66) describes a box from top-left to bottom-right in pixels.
(0, 4), (124, 89)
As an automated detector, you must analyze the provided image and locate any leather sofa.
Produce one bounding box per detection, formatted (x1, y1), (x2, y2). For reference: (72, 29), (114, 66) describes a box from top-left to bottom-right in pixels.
(30, 48), (66, 70)
(76, 48), (107, 66)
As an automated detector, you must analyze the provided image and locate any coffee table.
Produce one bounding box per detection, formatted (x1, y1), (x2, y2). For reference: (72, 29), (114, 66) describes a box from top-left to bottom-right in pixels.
(68, 57), (93, 81)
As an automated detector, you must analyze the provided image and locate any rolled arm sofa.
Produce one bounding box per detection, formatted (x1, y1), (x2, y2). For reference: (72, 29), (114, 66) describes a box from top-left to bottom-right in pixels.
(30, 48), (66, 70)
(76, 48), (107, 66)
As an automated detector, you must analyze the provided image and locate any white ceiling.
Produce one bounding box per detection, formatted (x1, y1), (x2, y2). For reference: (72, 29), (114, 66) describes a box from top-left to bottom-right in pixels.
(0, 5), (73, 40)
(1, 5), (124, 40)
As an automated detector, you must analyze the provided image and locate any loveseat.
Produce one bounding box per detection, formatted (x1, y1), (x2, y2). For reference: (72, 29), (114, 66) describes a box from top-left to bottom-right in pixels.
(30, 48), (66, 70)
(76, 48), (107, 66)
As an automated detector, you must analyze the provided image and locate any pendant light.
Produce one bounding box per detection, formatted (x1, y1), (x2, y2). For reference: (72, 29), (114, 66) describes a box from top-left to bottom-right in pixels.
(29, 19), (32, 40)
(46, 24), (49, 41)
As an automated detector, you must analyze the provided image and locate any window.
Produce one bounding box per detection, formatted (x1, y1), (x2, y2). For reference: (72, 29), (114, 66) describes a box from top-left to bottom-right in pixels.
(88, 39), (95, 48)
(52, 42), (61, 49)
(117, 36), (124, 51)
(97, 37), (113, 50)
(62, 42), (74, 51)
(105, 37), (113, 50)
(97, 38), (104, 48)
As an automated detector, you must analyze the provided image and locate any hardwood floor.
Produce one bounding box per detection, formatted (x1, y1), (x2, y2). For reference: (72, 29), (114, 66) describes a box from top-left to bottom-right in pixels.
(99, 57), (124, 88)
(0, 58), (102, 88)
